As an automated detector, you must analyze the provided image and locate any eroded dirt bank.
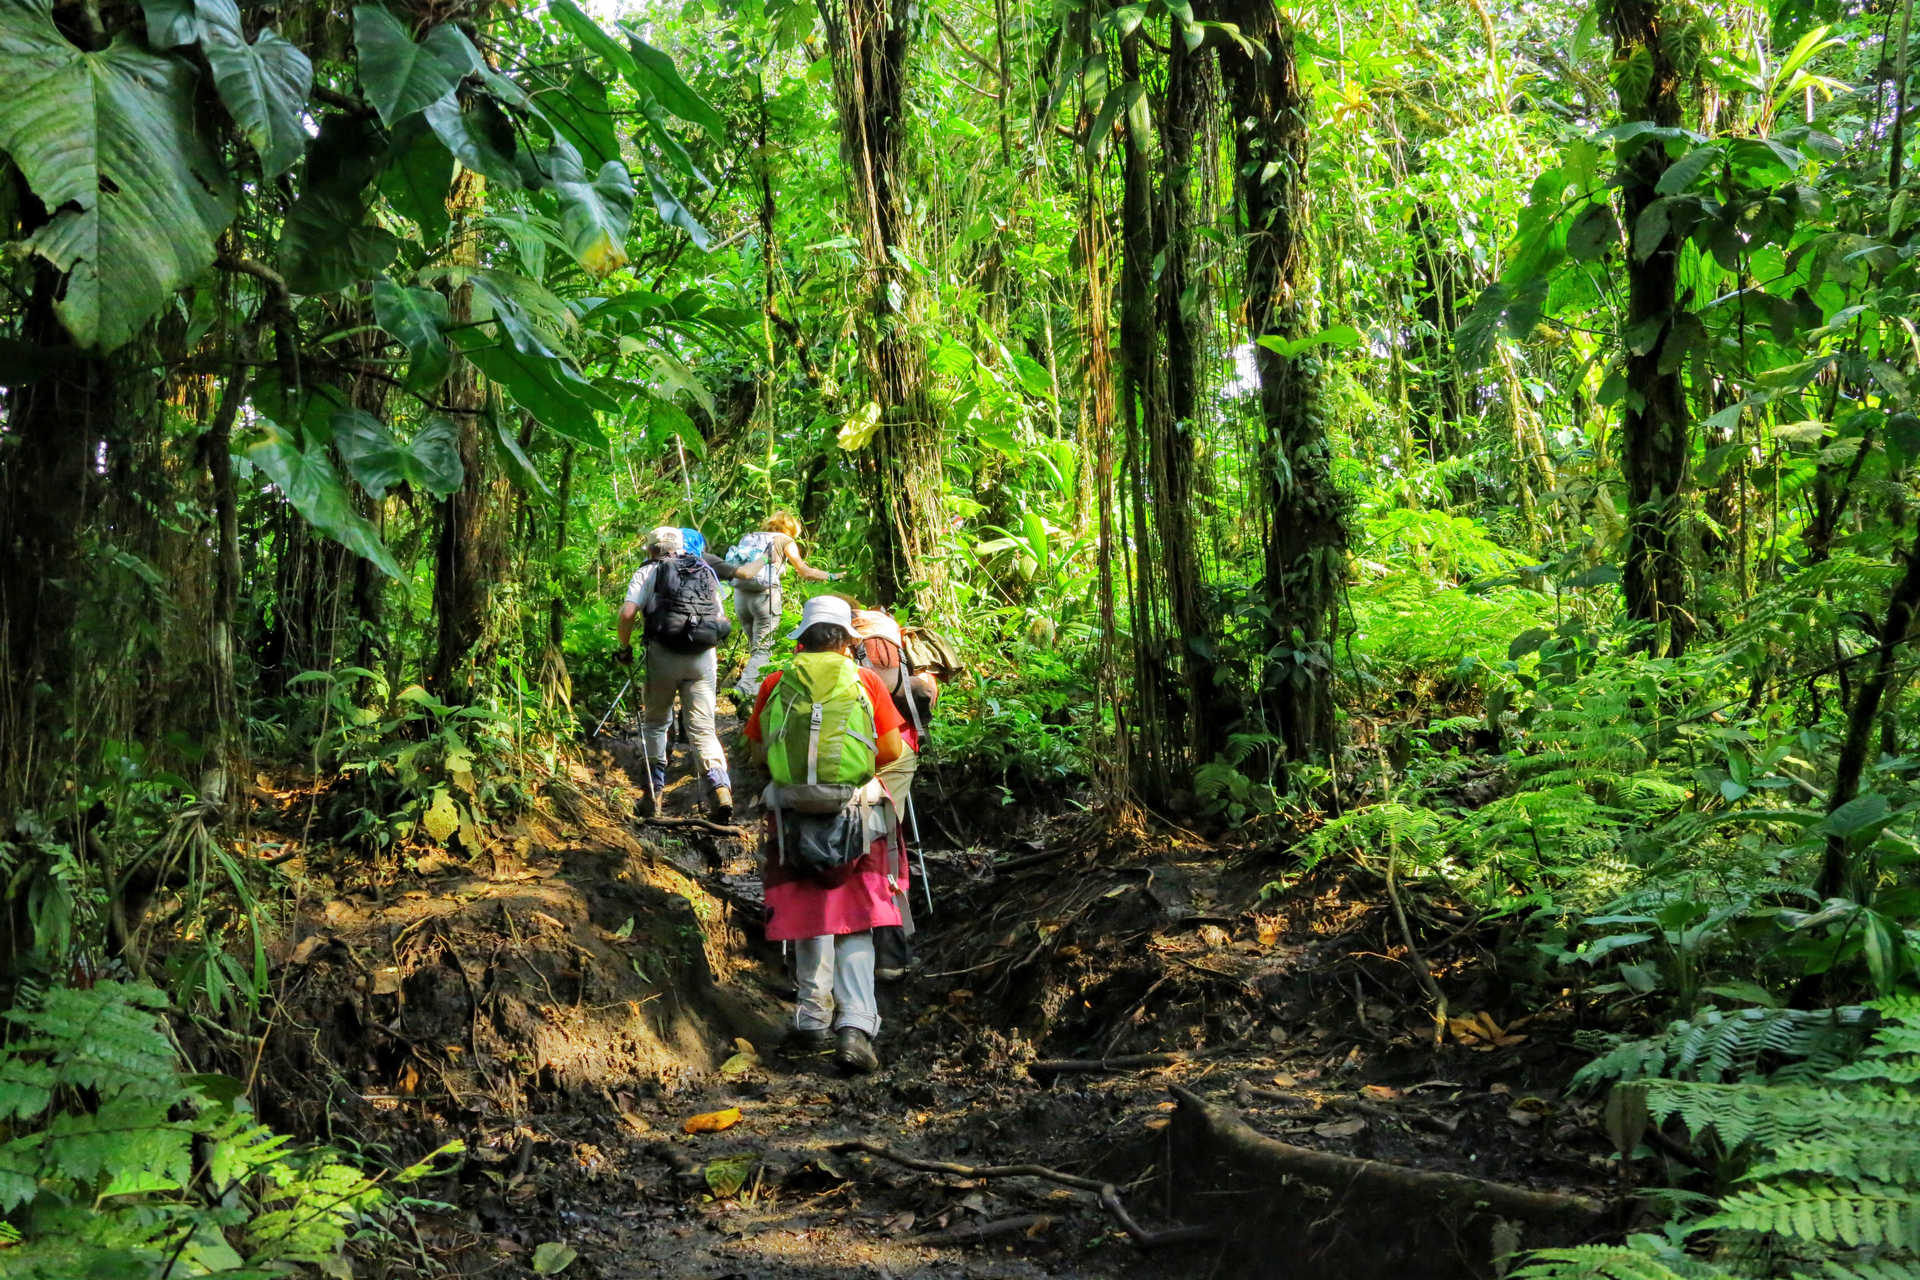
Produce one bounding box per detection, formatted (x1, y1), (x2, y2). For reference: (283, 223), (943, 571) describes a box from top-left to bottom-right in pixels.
(242, 745), (1617, 1280)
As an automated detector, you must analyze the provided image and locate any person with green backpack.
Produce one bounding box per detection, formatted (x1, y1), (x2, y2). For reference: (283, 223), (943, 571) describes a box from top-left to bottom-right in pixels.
(743, 595), (912, 1075)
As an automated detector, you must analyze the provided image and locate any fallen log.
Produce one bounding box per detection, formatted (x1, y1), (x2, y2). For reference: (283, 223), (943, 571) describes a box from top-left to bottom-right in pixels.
(1169, 1086), (1607, 1224)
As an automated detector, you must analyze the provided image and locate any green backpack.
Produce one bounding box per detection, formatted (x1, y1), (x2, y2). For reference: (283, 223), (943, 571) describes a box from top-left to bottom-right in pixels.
(763, 652), (879, 793)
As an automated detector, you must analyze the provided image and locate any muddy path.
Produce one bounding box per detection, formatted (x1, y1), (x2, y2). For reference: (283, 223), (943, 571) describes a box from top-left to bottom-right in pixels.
(243, 727), (1620, 1280)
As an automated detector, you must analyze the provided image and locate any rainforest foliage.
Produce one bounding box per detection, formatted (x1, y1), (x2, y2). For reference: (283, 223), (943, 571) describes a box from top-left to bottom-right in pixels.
(4, 0), (1920, 1273)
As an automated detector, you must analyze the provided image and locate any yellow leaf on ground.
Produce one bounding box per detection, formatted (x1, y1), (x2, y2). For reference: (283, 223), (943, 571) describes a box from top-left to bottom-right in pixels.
(682, 1107), (742, 1134)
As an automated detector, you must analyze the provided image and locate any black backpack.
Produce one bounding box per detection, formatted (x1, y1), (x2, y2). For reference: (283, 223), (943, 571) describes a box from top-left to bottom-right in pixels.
(643, 554), (732, 654)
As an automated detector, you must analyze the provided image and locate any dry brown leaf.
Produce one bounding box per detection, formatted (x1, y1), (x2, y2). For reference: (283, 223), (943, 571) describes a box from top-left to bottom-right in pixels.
(1314, 1118), (1367, 1139)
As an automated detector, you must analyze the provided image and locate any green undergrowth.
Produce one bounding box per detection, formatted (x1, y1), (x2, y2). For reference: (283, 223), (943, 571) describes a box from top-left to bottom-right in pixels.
(0, 978), (455, 1278)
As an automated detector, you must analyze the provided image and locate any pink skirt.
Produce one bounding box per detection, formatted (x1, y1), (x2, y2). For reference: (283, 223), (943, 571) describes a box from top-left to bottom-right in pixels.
(762, 818), (906, 941)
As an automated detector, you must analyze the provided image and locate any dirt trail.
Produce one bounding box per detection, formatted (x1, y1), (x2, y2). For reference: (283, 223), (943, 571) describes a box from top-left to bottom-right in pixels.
(249, 726), (1617, 1280)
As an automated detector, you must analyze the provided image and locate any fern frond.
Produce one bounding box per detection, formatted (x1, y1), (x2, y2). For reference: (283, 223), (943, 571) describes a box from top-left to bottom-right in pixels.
(1702, 1180), (1920, 1250)
(1754, 1136), (1920, 1185)
(1512, 1244), (1732, 1280)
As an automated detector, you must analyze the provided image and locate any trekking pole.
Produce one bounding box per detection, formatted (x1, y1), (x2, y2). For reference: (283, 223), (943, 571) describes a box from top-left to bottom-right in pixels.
(904, 790), (933, 916)
(592, 676), (634, 738)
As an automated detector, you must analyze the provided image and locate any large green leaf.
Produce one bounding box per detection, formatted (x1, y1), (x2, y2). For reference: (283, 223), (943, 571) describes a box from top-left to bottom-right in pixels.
(279, 187), (399, 295)
(379, 115), (454, 244)
(205, 25), (311, 177)
(491, 411), (550, 496)
(528, 66), (621, 170)
(541, 138), (633, 277)
(241, 423), (403, 578)
(372, 276), (451, 392)
(424, 91), (523, 188)
(455, 329), (611, 446)
(622, 29), (724, 139)
(158, 0), (315, 178)
(352, 4), (475, 127)
(332, 410), (464, 499)
(641, 160), (712, 250)
(0, 0), (235, 351)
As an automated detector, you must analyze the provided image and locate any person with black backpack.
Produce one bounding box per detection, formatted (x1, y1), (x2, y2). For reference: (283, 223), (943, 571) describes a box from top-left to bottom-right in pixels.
(615, 526), (735, 822)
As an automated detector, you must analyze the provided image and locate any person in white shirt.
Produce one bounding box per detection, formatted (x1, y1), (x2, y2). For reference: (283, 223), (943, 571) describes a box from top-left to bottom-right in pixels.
(616, 527), (734, 821)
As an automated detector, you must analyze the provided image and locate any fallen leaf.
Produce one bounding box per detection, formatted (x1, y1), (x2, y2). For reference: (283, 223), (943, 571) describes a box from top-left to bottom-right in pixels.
(1507, 1106), (1542, 1128)
(288, 935), (329, 965)
(371, 967), (403, 996)
(719, 1049), (759, 1077)
(683, 1107), (743, 1135)
(881, 1210), (916, 1236)
(1314, 1118), (1367, 1139)
(1143, 1116), (1170, 1132)
(531, 1242), (577, 1274)
(705, 1155), (755, 1197)
(1361, 1085), (1400, 1101)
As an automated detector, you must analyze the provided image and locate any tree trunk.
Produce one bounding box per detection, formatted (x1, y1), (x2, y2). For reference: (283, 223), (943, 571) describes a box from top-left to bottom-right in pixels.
(1117, 32), (1176, 797)
(430, 170), (510, 698)
(1218, 2), (1347, 765)
(816, 0), (947, 614)
(1612, 0), (1695, 656)
(0, 262), (112, 804)
(1157, 27), (1225, 770)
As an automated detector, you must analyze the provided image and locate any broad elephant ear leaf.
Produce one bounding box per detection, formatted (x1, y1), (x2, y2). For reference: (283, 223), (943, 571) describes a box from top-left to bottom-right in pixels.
(0, 0), (236, 351)
(540, 138), (633, 277)
(372, 276), (452, 392)
(332, 409), (464, 499)
(353, 3), (476, 127)
(202, 18), (313, 178)
(241, 423), (404, 579)
(641, 160), (712, 250)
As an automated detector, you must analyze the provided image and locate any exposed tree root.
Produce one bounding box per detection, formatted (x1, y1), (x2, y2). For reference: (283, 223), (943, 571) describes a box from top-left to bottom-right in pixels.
(1169, 1086), (1608, 1224)
(904, 1214), (1055, 1246)
(1027, 1041), (1246, 1077)
(835, 1140), (1211, 1248)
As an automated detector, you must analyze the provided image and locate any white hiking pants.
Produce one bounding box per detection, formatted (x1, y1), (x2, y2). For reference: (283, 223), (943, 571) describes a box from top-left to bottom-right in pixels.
(732, 585), (782, 698)
(793, 931), (879, 1035)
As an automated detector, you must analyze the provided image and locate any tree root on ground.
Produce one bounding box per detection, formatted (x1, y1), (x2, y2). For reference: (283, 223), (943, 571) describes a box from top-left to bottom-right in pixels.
(904, 1213), (1055, 1246)
(835, 1139), (1211, 1248)
(1026, 1041), (1247, 1077)
(1169, 1085), (1608, 1224)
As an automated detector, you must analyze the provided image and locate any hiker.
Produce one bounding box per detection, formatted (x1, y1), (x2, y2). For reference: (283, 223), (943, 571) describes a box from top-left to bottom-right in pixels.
(615, 527), (735, 822)
(725, 513), (840, 702)
(744, 595), (912, 1075)
(683, 527), (773, 587)
(848, 605), (940, 981)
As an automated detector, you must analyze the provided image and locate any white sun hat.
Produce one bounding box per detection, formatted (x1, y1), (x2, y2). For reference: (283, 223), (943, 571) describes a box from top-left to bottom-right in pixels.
(647, 526), (684, 556)
(787, 593), (855, 640)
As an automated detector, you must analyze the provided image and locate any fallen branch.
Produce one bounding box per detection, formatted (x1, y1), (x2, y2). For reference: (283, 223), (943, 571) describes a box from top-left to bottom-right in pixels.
(1170, 1086), (1606, 1223)
(990, 847), (1073, 875)
(1028, 1041), (1246, 1077)
(835, 1140), (1209, 1249)
(639, 815), (748, 837)
(905, 1214), (1054, 1246)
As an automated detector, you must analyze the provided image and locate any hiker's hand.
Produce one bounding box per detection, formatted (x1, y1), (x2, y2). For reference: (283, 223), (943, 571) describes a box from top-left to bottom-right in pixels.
(615, 644), (633, 665)
(828, 572), (842, 581)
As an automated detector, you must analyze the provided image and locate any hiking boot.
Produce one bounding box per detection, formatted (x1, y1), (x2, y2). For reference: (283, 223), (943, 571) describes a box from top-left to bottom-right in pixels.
(835, 1027), (879, 1075)
(789, 1027), (834, 1054)
(875, 965), (907, 983)
(635, 791), (656, 819)
(710, 786), (733, 824)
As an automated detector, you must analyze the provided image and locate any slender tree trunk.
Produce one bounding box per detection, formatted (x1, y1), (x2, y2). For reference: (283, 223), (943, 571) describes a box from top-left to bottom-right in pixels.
(1823, 518), (1920, 901)
(1158, 28), (1225, 769)
(816, 0), (947, 614)
(203, 367), (251, 806)
(1612, 0), (1695, 656)
(431, 170), (510, 697)
(548, 444), (575, 650)
(1116, 32), (1176, 796)
(1219, 2), (1347, 764)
